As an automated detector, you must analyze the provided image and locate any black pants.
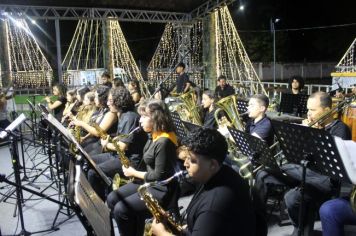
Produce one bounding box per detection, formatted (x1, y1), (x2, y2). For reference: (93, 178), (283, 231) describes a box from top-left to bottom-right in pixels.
(107, 182), (168, 236)
(82, 136), (103, 156)
(87, 152), (122, 201)
(282, 164), (335, 229)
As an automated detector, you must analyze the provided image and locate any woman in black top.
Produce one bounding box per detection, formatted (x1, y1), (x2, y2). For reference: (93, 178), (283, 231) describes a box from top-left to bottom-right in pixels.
(201, 90), (218, 129)
(71, 85), (117, 155)
(45, 84), (67, 121)
(152, 128), (256, 236)
(107, 99), (179, 236)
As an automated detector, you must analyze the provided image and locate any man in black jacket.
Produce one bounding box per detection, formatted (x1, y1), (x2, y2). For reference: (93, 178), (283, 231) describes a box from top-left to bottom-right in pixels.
(151, 128), (256, 236)
(214, 75), (235, 99)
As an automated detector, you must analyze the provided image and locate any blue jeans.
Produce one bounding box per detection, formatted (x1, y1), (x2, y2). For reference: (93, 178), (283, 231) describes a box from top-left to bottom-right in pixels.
(319, 198), (356, 236)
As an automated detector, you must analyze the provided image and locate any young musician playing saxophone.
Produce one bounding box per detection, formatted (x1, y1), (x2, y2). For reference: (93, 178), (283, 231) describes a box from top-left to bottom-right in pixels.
(44, 84), (67, 121)
(87, 87), (147, 201)
(151, 128), (256, 236)
(107, 99), (179, 236)
(70, 85), (117, 155)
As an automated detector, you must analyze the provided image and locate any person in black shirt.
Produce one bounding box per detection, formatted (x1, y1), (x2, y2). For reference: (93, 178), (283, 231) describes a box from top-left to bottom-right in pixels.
(201, 90), (218, 129)
(287, 75), (306, 95)
(283, 91), (351, 235)
(245, 94), (273, 146)
(107, 99), (179, 236)
(87, 87), (146, 201)
(151, 128), (256, 236)
(214, 75), (235, 99)
(174, 62), (190, 94)
(44, 84), (67, 121)
(100, 71), (112, 88)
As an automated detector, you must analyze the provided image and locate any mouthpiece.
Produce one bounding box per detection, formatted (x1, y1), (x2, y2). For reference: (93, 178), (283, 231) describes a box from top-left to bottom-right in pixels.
(156, 170), (188, 185)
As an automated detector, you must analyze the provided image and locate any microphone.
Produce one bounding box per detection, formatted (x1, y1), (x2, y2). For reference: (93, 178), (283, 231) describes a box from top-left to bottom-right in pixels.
(155, 170), (188, 185)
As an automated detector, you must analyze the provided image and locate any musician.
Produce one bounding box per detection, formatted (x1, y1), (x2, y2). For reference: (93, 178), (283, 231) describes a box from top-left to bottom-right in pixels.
(214, 75), (235, 99)
(44, 84), (67, 121)
(174, 62), (190, 94)
(201, 90), (218, 129)
(61, 89), (78, 124)
(76, 86), (90, 105)
(128, 79), (142, 104)
(0, 94), (10, 130)
(100, 72), (112, 88)
(151, 128), (256, 236)
(106, 99), (179, 236)
(245, 94), (273, 145)
(283, 91), (351, 235)
(71, 85), (117, 155)
(287, 75), (306, 95)
(87, 87), (146, 200)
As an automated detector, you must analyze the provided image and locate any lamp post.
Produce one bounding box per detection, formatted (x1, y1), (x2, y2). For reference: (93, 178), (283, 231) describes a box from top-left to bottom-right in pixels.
(270, 18), (280, 84)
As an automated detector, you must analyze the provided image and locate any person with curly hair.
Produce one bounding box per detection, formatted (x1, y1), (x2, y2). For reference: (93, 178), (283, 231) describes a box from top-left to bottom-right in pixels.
(151, 128), (256, 236)
(87, 87), (148, 200)
(107, 99), (179, 236)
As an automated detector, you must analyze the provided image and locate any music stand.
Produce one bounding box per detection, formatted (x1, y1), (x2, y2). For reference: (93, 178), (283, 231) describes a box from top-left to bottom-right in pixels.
(182, 121), (201, 133)
(279, 93), (309, 117)
(170, 111), (188, 142)
(236, 98), (248, 114)
(40, 111), (113, 236)
(227, 126), (279, 170)
(271, 120), (351, 236)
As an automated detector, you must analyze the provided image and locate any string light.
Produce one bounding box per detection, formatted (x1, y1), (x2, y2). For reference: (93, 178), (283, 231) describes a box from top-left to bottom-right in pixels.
(6, 18), (52, 88)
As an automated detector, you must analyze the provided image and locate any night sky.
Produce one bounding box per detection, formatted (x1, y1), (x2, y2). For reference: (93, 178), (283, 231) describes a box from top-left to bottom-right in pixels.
(28, 0), (356, 69)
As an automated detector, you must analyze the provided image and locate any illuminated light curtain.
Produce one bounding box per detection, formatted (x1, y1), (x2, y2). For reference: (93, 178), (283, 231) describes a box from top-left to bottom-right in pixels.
(6, 19), (52, 88)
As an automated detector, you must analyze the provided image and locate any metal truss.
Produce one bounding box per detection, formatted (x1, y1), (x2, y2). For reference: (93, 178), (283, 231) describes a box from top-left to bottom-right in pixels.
(190, 0), (237, 19)
(0, 5), (190, 23)
(0, 0), (237, 22)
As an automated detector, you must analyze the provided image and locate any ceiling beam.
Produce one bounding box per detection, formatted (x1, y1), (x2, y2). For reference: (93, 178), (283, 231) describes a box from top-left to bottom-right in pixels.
(190, 0), (237, 19)
(0, 4), (191, 23)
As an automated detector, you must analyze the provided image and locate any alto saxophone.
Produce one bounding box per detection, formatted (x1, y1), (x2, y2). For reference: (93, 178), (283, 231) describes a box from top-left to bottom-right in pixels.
(92, 123), (137, 190)
(138, 171), (186, 236)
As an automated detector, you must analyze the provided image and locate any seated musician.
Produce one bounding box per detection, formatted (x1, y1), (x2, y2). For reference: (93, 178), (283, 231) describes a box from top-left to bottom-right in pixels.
(107, 99), (179, 236)
(44, 84), (67, 121)
(245, 94), (273, 145)
(201, 90), (218, 129)
(282, 91), (351, 235)
(214, 75), (235, 100)
(71, 85), (117, 155)
(128, 79), (142, 104)
(76, 86), (90, 106)
(61, 89), (78, 124)
(151, 128), (256, 236)
(87, 87), (147, 200)
(100, 71), (112, 88)
(287, 75), (306, 95)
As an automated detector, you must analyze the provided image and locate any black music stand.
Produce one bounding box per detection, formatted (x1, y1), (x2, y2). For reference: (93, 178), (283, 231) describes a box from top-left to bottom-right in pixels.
(40, 111), (114, 236)
(170, 111), (188, 142)
(271, 120), (351, 236)
(227, 127), (279, 170)
(236, 98), (248, 114)
(182, 121), (201, 133)
(279, 93), (309, 117)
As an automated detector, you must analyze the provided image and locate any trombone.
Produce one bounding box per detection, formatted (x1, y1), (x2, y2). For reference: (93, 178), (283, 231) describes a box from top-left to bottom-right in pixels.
(239, 95), (355, 179)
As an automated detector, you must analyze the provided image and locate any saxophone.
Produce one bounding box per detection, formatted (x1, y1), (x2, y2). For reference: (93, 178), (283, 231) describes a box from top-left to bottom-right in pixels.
(93, 124), (139, 190)
(138, 171), (186, 236)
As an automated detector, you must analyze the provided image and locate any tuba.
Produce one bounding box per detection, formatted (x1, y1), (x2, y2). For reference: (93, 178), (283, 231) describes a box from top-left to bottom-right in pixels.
(176, 89), (202, 125)
(138, 171), (186, 236)
(214, 94), (245, 131)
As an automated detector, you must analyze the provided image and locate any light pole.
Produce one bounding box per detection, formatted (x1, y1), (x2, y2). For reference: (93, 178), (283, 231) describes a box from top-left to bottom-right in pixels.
(270, 18), (280, 85)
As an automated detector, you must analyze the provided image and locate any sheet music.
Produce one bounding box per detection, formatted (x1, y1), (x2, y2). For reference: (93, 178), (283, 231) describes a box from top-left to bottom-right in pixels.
(334, 137), (356, 184)
(0, 113), (26, 139)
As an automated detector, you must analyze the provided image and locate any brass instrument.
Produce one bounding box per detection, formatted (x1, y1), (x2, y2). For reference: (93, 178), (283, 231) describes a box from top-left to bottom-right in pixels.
(138, 171), (186, 236)
(93, 123), (139, 190)
(176, 90), (202, 125)
(214, 94), (245, 131)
